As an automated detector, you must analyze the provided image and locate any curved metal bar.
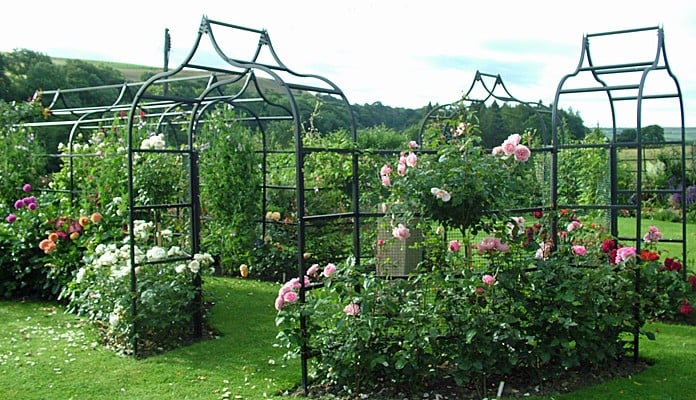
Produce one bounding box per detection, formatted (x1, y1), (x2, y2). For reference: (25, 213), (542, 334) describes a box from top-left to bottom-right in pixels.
(419, 70), (550, 145)
(550, 26), (686, 364)
(124, 18), (359, 376)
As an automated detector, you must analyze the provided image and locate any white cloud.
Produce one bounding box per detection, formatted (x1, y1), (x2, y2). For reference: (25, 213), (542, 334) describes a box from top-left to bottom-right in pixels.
(1, 0), (695, 128)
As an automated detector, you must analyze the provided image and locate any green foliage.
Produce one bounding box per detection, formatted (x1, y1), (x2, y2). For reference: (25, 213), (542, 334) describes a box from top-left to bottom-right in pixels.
(0, 99), (47, 205)
(274, 213), (643, 396)
(0, 49), (125, 103)
(381, 114), (538, 235)
(556, 125), (613, 214)
(60, 234), (215, 354)
(617, 124), (665, 143)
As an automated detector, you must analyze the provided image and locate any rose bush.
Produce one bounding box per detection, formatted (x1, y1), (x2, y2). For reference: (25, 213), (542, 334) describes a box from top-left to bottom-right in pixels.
(274, 110), (694, 397)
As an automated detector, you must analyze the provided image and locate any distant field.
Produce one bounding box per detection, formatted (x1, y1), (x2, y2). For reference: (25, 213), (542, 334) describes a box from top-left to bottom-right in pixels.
(600, 127), (696, 143)
(51, 57), (204, 82)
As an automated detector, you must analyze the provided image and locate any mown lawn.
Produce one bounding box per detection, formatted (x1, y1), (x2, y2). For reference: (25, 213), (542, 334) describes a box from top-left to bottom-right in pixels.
(1, 276), (695, 400)
(2, 215), (695, 400)
(0, 278), (300, 400)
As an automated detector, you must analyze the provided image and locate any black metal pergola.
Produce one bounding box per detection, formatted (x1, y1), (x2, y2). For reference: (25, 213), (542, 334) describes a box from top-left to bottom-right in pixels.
(550, 25), (687, 361)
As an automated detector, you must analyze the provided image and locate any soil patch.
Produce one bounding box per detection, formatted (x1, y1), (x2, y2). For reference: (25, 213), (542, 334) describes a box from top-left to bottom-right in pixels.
(289, 357), (649, 400)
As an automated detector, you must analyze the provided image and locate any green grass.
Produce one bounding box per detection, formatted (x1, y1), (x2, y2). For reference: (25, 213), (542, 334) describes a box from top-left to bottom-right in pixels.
(617, 216), (694, 266)
(0, 278), (300, 400)
(1, 217), (695, 400)
(530, 322), (696, 400)
(1, 277), (695, 400)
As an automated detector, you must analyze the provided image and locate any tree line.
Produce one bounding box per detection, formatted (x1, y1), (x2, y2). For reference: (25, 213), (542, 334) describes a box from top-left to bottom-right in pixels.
(1, 48), (600, 146)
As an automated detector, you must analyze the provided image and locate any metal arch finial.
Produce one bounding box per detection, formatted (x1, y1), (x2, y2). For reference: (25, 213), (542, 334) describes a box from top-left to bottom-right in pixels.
(259, 30), (270, 46)
(199, 16), (211, 34)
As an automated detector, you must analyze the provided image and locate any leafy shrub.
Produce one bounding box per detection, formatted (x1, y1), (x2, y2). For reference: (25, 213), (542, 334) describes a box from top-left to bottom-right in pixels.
(60, 218), (215, 354)
(274, 212), (680, 397)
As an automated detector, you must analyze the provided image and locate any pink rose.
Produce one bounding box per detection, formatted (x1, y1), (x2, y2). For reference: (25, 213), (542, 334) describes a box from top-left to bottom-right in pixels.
(397, 162), (407, 176)
(514, 145), (531, 162)
(502, 140), (517, 155)
(405, 152), (418, 167)
(615, 247), (637, 263)
(506, 133), (522, 146)
(323, 263), (337, 278)
(482, 274), (496, 286)
(380, 164), (392, 176)
(408, 140), (419, 149)
(381, 175), (391, 187)
(392, 224), (411, 241)
(306, 264), (320, 276)
(343, 303), (360, 316)
(572, 245), (587, 256)
(643, 226), (663, 243)
(274, 296), (285, 311)
(566, 220), (582, 232)
(283, 291), (299, 303)
(448, 240), (462, 252)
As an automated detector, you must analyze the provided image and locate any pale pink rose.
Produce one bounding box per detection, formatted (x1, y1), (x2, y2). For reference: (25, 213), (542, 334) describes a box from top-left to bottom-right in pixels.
(343, 303), (360, 316)
(405, 152), (418, 167)
(307, 263), (320, 276)
(381, 175), (391, 187)
(495, 241), (510, 252)
(323, 263), (337, 278)
(474, 237), (508, 253)
(448, 240), (462, 252)
(506, 133), (522, 146)
(482, 274), (496, 285)
(566, 220), (582, 232)
(615, 247), (637, 263)
(643, 225), (663, 243)
(380, 164), (392, 176)
(536, 242), (552, 260)
(392, 224), (411, 241)
(283, 291), (299, 303)
(502, 140), (517, 155)
(430, 187), (451, 202)
(287, 277), (302, 290)
(514, 145), (531, 162)
(274, 296), (285, 311)
(475, 237), (497, 253)
(397, 162), (407, 176)
(572, 245), (587, 256)
(408, 140), (419, 149)
(491, 146), (504, 155)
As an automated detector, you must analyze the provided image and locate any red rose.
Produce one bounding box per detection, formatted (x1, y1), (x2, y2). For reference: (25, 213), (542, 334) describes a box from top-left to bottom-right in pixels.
(640, 250), (660, 262)
(601, 239), (617, 253)
(688, 275), (696, 291)
(680, 300), (693, 316)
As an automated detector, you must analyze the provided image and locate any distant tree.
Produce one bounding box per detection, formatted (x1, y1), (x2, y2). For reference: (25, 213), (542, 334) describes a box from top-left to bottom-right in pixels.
(0, 53), (11, 99)
(642, 124), (665, 143)
(1, 49), (53, 100)
(616, 125), (664, 143)
(617, 128), (637, 142)
(477, 101), (507, 148)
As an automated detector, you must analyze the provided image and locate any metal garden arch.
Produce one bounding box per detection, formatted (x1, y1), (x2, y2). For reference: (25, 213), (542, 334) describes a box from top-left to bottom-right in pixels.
(123, 16), (360, 373)
(551, 25), (687, 360)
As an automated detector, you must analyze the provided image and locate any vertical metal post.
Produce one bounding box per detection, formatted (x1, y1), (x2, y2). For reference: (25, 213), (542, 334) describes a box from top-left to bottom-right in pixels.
(163, 28), (171, 96)
(191, 150), (203, 338)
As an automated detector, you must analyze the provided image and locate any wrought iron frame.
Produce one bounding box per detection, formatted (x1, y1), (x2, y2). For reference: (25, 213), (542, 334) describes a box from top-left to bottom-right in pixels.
(551, 26), (687, 361)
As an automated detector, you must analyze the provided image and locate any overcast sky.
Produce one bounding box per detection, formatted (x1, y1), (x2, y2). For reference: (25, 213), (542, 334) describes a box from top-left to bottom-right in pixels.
(1, 0), (695, 128)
